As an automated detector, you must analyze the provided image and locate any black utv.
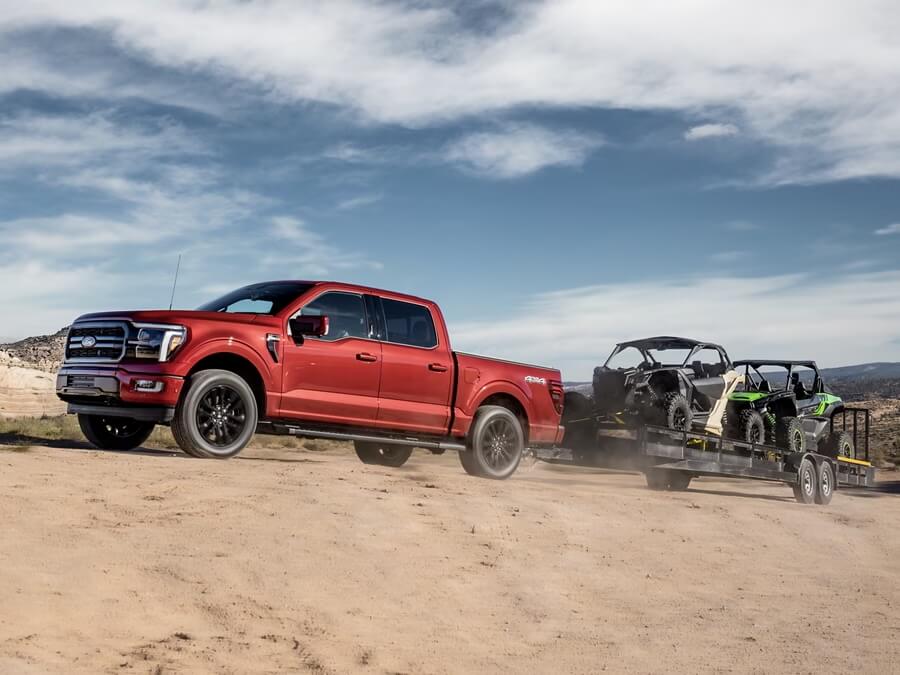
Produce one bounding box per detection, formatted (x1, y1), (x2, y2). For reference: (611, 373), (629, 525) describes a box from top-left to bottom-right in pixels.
(565, 336), (741, 435)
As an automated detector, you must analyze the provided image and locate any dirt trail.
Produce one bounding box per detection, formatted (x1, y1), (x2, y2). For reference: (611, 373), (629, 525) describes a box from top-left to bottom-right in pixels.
(1, 442), (898, 674)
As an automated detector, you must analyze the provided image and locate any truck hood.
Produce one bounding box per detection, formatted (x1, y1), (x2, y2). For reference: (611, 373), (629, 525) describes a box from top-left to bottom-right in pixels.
(74, 309), (281, 329)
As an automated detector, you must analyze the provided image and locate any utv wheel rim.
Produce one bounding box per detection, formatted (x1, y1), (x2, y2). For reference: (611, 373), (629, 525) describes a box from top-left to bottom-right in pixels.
(793, 430), (803, 449)
(482, 418), (518, 470)
(749, 425), (761, 443)
(196, 384), (247, 447)
(673, 409), (687, 430)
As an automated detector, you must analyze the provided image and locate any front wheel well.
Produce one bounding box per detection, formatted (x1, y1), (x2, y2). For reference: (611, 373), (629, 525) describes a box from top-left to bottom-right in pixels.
(478, 394), (529, 443)
(186, 353), (266, 415)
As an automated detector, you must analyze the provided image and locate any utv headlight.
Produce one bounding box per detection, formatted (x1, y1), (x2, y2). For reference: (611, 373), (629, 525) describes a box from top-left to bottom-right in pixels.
(132, 324), (187, 362)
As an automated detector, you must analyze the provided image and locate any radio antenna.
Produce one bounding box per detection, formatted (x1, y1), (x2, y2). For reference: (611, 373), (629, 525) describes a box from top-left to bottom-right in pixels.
(168, 254), (182, 310)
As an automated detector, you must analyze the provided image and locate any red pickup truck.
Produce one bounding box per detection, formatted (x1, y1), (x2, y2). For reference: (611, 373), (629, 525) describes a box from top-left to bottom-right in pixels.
(56, 281), (564, 479)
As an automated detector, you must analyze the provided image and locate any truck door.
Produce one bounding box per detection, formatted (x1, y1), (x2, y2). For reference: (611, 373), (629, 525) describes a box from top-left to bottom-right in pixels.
(373, 296), (452, 434)
(280, 290), (381, 426)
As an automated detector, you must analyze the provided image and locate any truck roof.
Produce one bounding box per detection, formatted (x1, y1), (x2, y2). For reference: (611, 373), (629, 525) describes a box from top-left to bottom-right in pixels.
(266, 280), (438, 306)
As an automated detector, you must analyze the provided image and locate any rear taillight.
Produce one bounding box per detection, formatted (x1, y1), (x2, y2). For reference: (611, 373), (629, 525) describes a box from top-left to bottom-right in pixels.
(549, 380), (564, 415)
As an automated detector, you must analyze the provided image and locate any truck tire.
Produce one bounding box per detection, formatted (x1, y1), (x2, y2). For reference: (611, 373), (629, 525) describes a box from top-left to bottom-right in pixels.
(825, 430), (855, 459)
(458, 405), (525, 480)
(777, 416), (806, 453)
(792, 457), (817, 504)
(663, 393), (692, 432)
(354, 441), (413, 467)
(78, 414), (155, 451)
(738, 409), (766, 445)
(645, 468), (692, 491)
(171, 369), (258, 459)
(815, 460), (835, 505)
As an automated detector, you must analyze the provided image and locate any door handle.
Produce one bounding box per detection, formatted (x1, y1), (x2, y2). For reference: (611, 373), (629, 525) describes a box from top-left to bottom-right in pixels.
(428, 363), (448, 372)
(356, 352), (378, 362)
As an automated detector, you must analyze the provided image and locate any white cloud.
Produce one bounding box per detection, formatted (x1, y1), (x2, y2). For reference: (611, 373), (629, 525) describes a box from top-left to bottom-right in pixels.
(336, 193), (383, 210)
(684, 123), (740, 141)
(875, 223), (900, 235)
(3, 1), (900, 183)
(451, 271), (900, 379)
(446, 124), (603, 178)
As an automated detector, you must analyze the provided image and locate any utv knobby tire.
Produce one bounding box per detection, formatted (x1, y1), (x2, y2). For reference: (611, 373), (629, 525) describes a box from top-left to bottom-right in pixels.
(825, 430), (855, 460)
(815, 460), (835, 506)
(738, 409), (766, 445)
(777, 416), (806, 454)
(458, 405), (525, 480)
(645, 469), (692, 491)
(171, 369), (258, 459)
(354, 441), (413, 467)
(78, 414), (155, 451)
(662, 393), (692, 432)
(792, 457), (817, 504)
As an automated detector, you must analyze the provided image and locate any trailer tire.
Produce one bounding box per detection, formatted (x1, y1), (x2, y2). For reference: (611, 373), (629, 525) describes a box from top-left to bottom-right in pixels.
(738, 409), (766, 445)
(815, 460), (835, 505)
(777, 416), (806, 453)
(645, 469), (692, 491)
(458, 405), (524, 480)
(171, 369), (257, 459)
(663, 393), (692, 432)
(78, 414), (155, 451)
(354, 441), (413, 467)
(825, 430), (855, 460)
(792, 457), (817, 504)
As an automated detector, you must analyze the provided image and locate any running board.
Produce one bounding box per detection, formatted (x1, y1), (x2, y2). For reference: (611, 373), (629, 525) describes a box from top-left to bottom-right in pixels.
(263, 422), (467, 452)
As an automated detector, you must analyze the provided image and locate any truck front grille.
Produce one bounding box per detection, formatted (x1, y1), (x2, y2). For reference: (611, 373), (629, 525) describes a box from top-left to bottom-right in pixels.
(66, 322), (128, 362)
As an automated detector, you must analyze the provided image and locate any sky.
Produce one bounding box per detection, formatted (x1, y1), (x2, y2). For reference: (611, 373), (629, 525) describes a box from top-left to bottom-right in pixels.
(1, 0), (900, 378)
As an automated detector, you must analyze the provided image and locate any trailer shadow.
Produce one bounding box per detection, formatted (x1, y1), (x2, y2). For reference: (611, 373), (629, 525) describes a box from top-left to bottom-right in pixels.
(681, 486), (795, 504)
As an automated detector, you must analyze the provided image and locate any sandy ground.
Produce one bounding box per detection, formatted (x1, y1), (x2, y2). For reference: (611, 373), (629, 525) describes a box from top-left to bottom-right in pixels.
(1, 440), (898, 674)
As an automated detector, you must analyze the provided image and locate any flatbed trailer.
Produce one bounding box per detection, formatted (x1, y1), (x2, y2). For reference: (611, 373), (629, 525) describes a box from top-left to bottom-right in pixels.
(535, 407), (876, 505)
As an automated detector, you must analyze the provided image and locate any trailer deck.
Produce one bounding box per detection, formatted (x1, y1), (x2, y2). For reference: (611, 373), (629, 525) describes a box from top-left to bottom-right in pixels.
(535, 407), (876, 504)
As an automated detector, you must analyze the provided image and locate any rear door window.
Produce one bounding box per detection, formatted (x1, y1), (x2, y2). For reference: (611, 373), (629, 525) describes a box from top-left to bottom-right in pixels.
(381, 298), (438, 348)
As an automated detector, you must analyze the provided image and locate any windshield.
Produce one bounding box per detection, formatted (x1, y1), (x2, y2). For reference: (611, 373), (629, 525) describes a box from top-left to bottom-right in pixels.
(197, 282), (313, 315)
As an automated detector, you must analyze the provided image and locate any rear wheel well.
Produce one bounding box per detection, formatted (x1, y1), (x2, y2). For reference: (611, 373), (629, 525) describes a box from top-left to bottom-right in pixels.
(479, 394), (529, 443)
(186, 354), (266, 416)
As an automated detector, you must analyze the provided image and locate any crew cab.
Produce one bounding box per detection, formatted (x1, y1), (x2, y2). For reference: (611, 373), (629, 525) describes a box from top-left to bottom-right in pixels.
(56, 281), (564, 478)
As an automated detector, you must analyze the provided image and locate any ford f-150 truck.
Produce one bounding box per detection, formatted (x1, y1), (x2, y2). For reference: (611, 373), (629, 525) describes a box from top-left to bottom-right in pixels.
(56, 281), (564, 479)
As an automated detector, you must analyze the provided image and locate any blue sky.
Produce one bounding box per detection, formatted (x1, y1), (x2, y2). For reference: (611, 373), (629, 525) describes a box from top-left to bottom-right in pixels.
(2, 1), (900, 378)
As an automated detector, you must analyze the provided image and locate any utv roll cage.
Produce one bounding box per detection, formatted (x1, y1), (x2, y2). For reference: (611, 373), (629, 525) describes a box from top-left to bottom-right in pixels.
(605, 336), (732, 374)
(733, 360), (826, 397)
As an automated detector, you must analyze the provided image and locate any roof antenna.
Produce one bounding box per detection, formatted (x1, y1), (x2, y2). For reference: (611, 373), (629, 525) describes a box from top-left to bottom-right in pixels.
(168, 254), (182, 311)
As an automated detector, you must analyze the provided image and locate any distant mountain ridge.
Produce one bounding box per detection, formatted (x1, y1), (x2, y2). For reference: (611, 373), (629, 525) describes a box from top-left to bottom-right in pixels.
(820, 362), (900, 380)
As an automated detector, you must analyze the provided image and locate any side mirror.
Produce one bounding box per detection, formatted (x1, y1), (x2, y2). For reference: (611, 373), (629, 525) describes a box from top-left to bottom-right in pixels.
(290, 315), (329, 342)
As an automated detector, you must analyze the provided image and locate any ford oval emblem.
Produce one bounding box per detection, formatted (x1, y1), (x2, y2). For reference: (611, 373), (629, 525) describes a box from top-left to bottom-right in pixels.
(81, 335), (97, 348)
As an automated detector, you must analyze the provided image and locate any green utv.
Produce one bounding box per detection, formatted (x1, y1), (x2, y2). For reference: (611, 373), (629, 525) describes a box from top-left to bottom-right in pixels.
(725, 360), (855, 458)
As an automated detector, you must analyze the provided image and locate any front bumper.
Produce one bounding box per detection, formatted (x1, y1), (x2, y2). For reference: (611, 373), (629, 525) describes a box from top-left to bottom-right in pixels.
(56, 364), (184, 419)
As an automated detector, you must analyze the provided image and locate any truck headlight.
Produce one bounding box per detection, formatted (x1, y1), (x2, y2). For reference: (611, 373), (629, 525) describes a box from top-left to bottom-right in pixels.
(132, 324), (187, 362)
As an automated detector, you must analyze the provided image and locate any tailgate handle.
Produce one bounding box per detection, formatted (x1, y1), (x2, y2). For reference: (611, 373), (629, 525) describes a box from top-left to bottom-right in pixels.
(428, 362), (448, 372)
(356, 352), (378, 362)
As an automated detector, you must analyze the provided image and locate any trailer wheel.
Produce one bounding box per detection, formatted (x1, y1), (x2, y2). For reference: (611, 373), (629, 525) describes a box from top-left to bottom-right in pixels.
(825, 430), (855, 460)
(354, 441), (413, 467)
(792, 457), (817, 504)
(459, 405), (524, 480)
(645, 469), (692, 491)
(815, 461), (835, 505)
(663, 393), (692, 432)
(777, 416), (806, 453)
(738, 409), (766, 445)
